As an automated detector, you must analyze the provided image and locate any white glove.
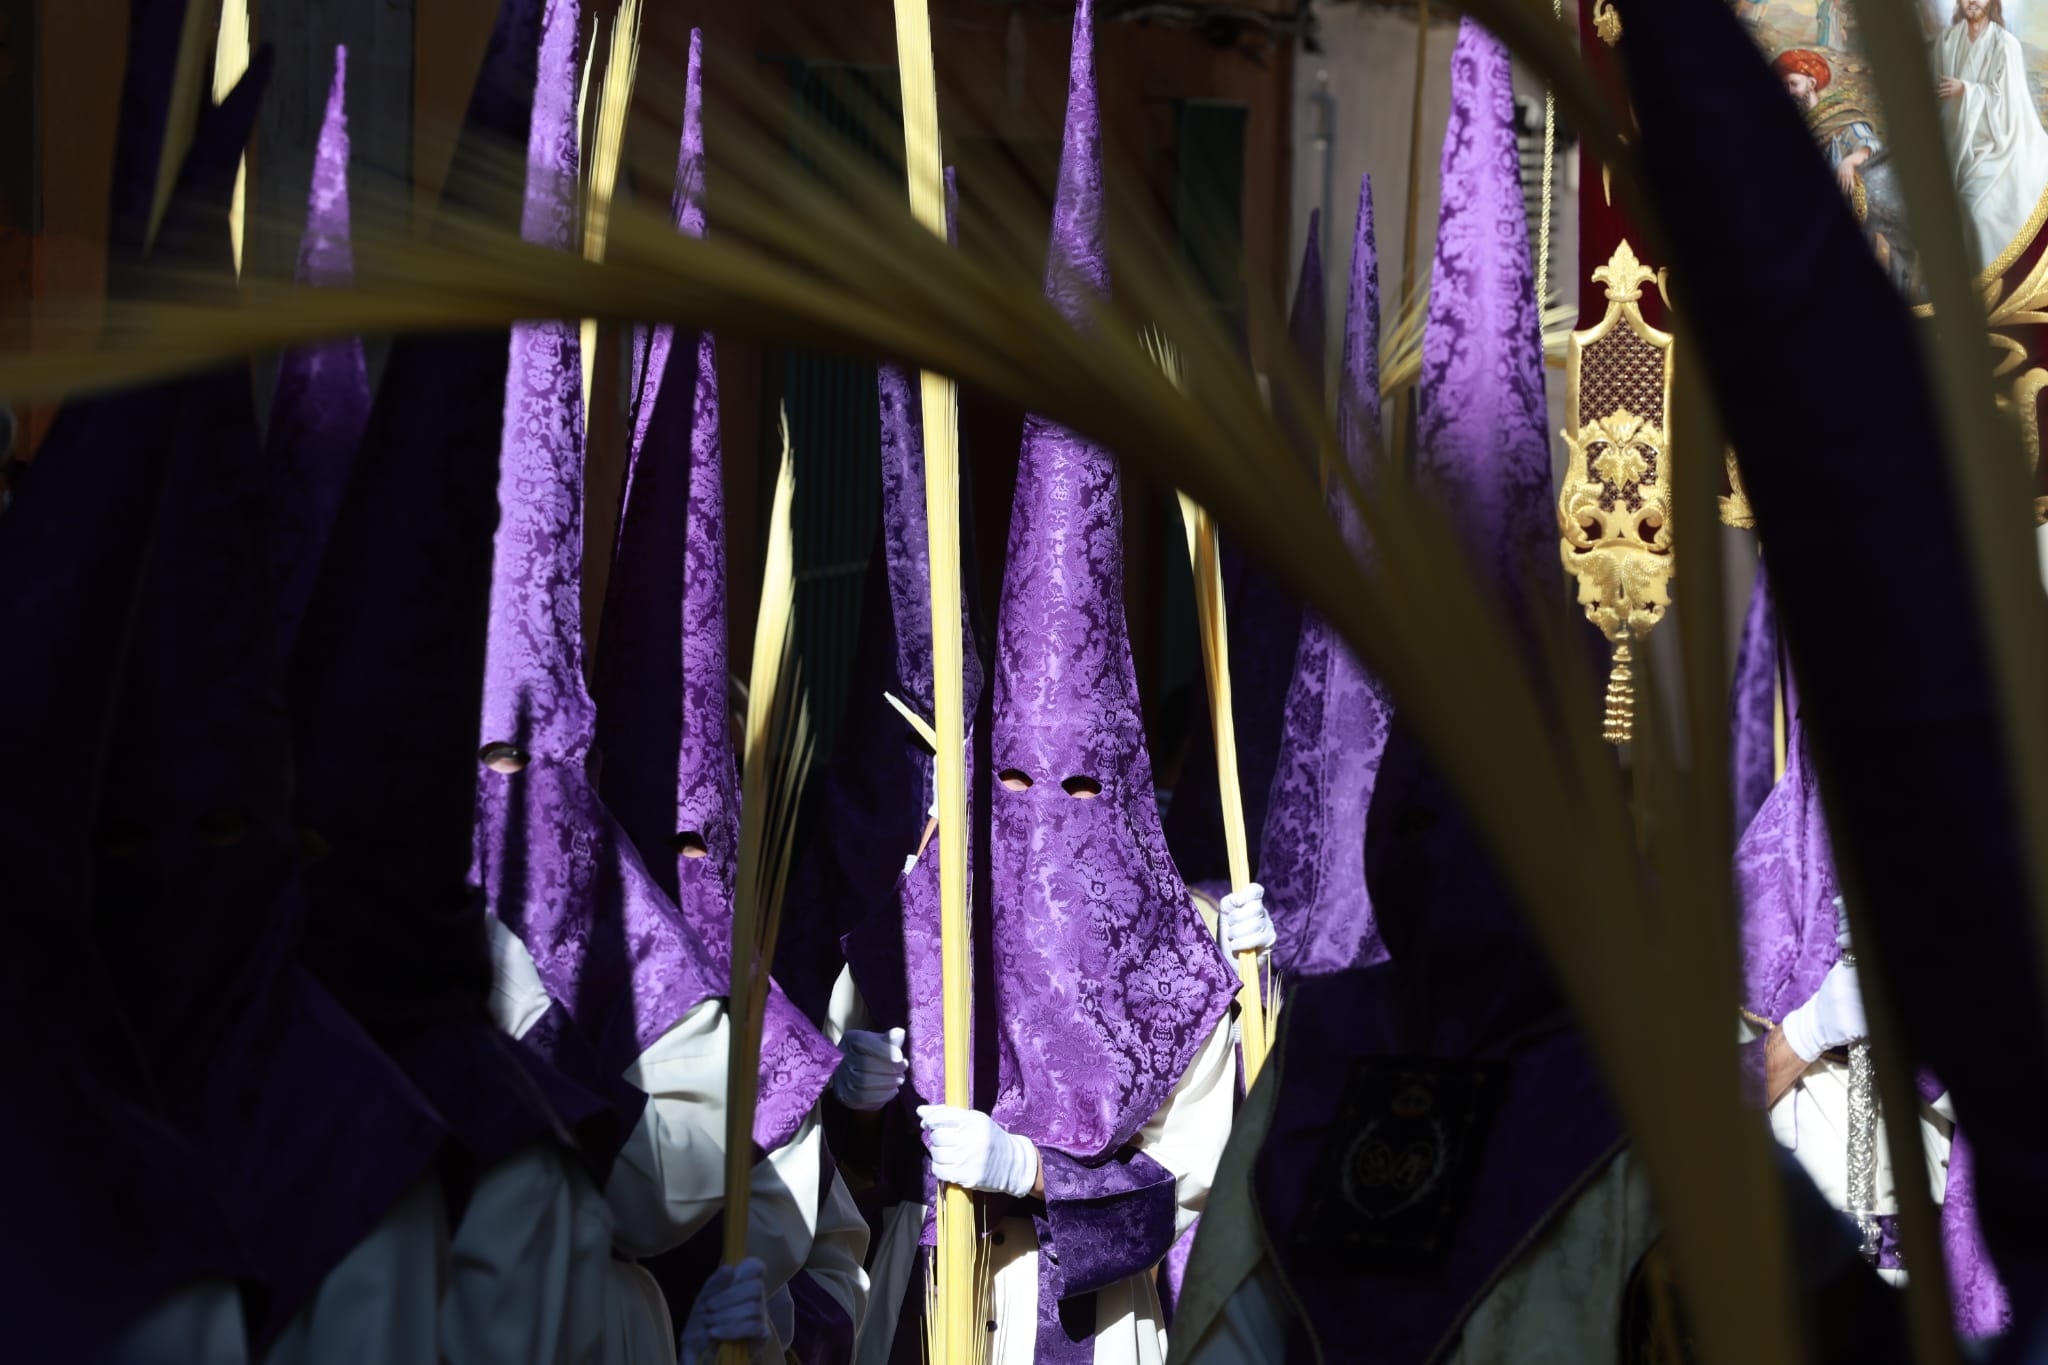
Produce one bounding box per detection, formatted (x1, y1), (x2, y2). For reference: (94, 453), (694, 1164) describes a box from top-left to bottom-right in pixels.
(832, 1027), (908, 1111)
(680, 1258), (771, 1363)
(1221, 883), (1276, 956)
(917, 1104), (1039, 1198)
(1780, 958), (1868, 1063)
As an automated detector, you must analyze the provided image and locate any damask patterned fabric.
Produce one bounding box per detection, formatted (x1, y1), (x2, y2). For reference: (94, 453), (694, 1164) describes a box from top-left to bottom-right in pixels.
(1416, 20), (1555, 600)
(1735, 720), (2009, 1334)
(477, 3), (832, 1151)
(1729, 561), (1779, 835)
(91, 54), (447, 1347)
(1258, 176), (1394, 979)
(590, 29), (838, 1145)
(985, 0), (1238, 1164)
(265, 48), (368, 655)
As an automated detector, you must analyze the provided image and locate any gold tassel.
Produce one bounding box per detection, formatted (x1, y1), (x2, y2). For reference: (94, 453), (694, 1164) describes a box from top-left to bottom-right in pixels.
(1604, 635), (1635, 746)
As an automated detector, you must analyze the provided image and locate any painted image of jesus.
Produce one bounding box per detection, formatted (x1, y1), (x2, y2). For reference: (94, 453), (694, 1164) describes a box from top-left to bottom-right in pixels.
(1934, 0), (2048, 271)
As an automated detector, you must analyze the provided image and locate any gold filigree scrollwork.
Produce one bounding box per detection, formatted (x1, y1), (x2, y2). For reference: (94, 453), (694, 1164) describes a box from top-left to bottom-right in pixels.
(1560, 240), (1676, 745)
(1593, 0), (1621, 45)
(1721, 448), (1755, 530)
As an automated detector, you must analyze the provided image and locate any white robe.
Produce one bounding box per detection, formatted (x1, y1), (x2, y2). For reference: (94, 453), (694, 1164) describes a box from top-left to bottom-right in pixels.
(985, 1014), (1236, 1365)
(262, 1174), (448, 1365)
(1935, 17), (2048, 272)
(441, 1142), (616, 1365)
(110, 1281), (250, 1365)
(490, 919), (866, 1364)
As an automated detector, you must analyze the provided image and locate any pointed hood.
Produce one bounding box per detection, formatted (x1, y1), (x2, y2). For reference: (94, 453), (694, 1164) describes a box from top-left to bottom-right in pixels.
(590, 30), (841, 1134)
(1258, 177), (1395, 977)
(289, 0), (616, 1180)
(90, 51), (447, 1345)
(266, 45), (370, 653)
(1729, 561), (1779, 834)
(1162, 215), (1321, 884)
(476, 1), (834, 1147)
(980, 0), (1237, 1160)
(1416, 19), (1553, 597)
(0, 25), (255, 1344)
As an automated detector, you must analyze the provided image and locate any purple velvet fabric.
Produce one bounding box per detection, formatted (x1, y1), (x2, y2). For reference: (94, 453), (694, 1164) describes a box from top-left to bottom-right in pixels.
(987, 0), (1237, 1163)
(1735, 721), (2010, 1334)
(1034, 1148), (1180, 1299)
(0, 54), (262, 1339)
(1416, 21), (1554, 598)
(590, 28), (839, 1145)
(1259, 176), (1394, 978)
(1616, 0), (2048, 1324)
(1730, 560), (1779, 835)
(474, 0), (730, 1121)
(265, 47), (367, 654)
(91, 54), (448, 1346)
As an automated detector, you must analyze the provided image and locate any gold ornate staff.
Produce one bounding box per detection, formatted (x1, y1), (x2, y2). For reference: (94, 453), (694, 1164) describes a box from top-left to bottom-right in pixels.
(1559, 240), (1676, 744)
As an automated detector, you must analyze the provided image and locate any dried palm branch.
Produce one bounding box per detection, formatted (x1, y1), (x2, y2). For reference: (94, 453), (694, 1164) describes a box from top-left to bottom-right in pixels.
(721, 411), (816, 1365)
(14, 1), (2047, 1357)
(1147, 328), (1276, 1082)
(890, 2), (984, 1359)
(209, 0), (252, 275)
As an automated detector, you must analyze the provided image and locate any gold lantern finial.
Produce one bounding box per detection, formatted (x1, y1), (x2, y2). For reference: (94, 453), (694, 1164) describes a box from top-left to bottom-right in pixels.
(1560, 239), (1676, 745)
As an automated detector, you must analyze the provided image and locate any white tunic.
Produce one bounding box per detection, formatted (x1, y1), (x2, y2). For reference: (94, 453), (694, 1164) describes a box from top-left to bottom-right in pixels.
(262, 1174), (447, 1365)
(1934, 16), (2048, 271)
(111, 1281), (250, 1365)
(1744, 1018), (1955, 1289)
(490, 919), (865, 1363)
(440, 1142), (616, 1365)
(845, 894), (1237, 1365)
(986, 1015), (1237, 1365)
